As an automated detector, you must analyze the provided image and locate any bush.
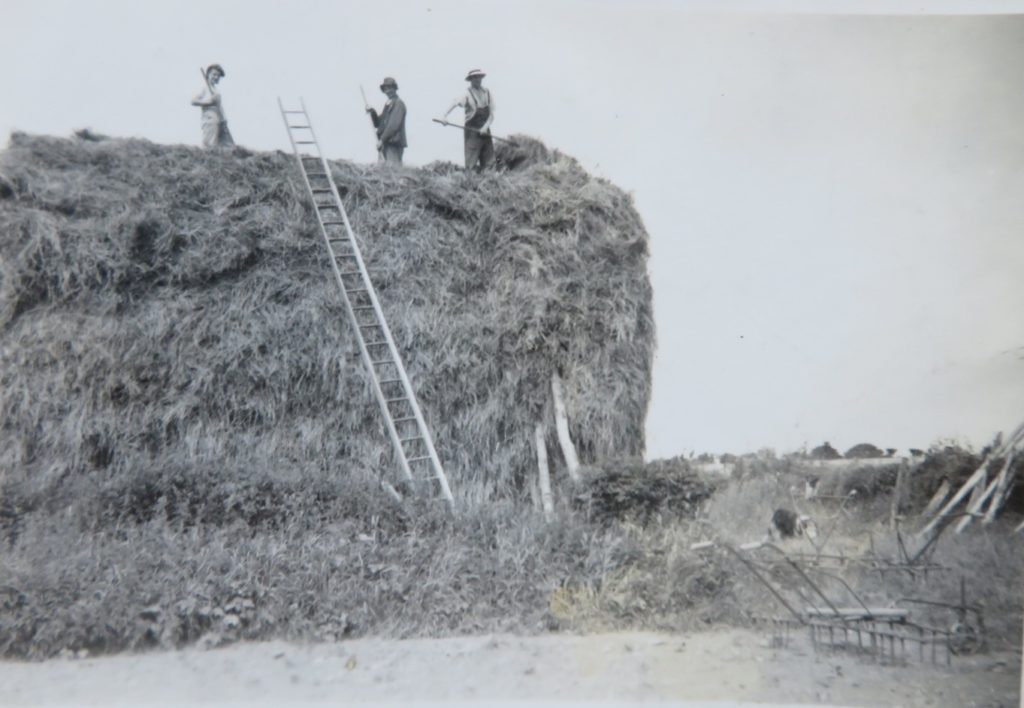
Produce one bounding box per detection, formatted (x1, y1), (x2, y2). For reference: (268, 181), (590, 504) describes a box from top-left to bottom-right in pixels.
(572, 457), (718, 526)
(844, 442), (885, 459)
(810, 442), (842, 460)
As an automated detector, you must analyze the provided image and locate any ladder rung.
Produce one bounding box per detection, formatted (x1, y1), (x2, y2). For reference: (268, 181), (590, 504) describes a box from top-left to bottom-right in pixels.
(366, 340), (387, 346)
(354, 306), (375, 311)
(306, 172), (328, 177)
(371, 359), (393, 365)
(282, 110), (306, 114)
(328, 237), (349, 243)
(289, 125), (312, 129)
(296, 141), (317, 145)
(316, 203), (338, 209)
(407, 456), (431, 464)
(359, 324), (380, 329)
(385, 397), (407, 403)
(322, 220), (344, 225)
(393, 416), (416, 423)
(347, 287), (368, 293)
(311, 188), (332, 193)
(380, 378), (401, 384)
(400, 435), (423, 443)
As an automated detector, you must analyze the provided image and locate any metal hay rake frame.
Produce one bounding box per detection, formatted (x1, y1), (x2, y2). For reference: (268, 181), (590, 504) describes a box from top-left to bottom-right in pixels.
(694, 540), (981, 666)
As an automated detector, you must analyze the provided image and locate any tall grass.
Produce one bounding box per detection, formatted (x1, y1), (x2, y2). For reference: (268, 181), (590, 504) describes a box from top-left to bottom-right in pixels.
(0, 470), (741, 659)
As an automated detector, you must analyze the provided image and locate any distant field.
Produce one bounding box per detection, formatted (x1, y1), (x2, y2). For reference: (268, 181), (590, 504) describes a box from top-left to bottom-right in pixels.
(694, 456), (916, 477)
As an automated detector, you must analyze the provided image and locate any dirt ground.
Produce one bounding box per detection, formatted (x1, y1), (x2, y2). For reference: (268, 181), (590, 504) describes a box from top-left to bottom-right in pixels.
(0, 628), (1018, 707)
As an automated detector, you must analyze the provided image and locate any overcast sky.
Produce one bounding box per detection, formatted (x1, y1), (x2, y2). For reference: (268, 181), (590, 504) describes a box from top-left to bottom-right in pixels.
(2, 1), (1022, 459)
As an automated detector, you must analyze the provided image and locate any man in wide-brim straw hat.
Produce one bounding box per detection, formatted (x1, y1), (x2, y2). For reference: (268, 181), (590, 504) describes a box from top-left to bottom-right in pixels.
(366, 76), (408, 165)
(191, 64), (234, 148)
(444, 69), (495, 171)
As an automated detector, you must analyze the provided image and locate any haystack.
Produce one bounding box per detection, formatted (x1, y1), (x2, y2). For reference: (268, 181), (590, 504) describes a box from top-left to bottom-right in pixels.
(0, 132), (654, 510)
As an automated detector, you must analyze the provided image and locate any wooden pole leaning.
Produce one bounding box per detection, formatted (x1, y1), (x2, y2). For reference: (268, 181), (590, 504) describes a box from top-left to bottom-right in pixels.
(919, 421), (1024, 537)
(536, 422), (553, 519)
(551, 372), (581, 483)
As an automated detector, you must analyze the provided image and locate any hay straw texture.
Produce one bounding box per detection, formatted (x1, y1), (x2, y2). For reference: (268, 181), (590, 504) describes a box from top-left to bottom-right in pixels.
(0, 132), (654, 505)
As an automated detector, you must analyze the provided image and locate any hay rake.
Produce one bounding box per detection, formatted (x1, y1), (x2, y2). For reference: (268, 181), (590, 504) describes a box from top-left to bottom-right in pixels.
(695, 541), (978, 666)
(278, 98), (454, 509)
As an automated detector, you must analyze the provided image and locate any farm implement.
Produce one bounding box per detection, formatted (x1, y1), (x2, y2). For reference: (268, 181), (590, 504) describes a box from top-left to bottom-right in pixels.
(691, 540), (983, 666)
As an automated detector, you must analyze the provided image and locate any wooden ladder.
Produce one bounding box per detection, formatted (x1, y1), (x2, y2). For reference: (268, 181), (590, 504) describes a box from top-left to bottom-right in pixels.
(278, 97), (454, 509)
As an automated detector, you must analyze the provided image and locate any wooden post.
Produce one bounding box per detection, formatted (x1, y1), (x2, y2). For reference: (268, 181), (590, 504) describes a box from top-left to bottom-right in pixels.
(955, 473), (1000, 533)
(535, 423), (553, 518)
(528, 475), (541, 512)
(890, 460), (907, 529)
(967, 472), (988, 510)
(958, 432), (1023, 532)
(381, 481), (403, 504)
(918, 422), (1024, 537)
(919, 479), (950, 520)
(918, 469), (988, 538)
(551, 372), (581, 482)
(982, 450), (1017, 525)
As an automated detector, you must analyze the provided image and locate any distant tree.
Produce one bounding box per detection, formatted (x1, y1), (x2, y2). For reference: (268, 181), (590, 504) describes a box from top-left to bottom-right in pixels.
(720, 453), (738, 464)
(909, 448), (925, 458)
(695, 452), (715, 463)
(844, 443), (885, 459)
(885, 448), (897, 457)
(810, 442), (842, 460)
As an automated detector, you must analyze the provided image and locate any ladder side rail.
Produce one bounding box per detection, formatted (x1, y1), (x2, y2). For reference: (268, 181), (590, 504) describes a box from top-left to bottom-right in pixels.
(325, 155), (452, 502)
(301, 100), (454, 506)
(279, 98), (415, 486)
(325, 241), (417, 486)
(278, 97), (308, 164)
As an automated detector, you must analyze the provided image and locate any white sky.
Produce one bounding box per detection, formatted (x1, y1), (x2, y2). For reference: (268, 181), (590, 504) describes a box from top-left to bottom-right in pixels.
(2, 1), (1022, 458)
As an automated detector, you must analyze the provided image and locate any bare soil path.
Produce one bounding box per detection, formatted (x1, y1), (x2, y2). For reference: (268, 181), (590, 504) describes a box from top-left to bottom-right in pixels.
(0, 629), (1018, 706)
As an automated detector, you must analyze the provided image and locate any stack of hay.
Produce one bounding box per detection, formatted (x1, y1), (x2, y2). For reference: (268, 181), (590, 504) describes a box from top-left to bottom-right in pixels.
(0, 131), (654, 512)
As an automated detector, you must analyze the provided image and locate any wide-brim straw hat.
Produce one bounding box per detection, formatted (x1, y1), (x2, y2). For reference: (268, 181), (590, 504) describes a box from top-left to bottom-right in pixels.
(380, 77), (398, 91)
(464, 69), (486, 81)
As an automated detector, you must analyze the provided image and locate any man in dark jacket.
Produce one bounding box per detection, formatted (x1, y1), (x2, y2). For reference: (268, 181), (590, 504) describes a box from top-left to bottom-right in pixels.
(366, 77), (407, 165)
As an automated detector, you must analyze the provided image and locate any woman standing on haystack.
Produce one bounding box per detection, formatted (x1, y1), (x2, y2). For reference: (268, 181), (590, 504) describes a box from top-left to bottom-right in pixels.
(191, 64), (234, 149)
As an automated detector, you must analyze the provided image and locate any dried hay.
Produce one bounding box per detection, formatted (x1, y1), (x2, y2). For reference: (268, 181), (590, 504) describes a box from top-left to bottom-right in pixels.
(0, 131), (654, 512)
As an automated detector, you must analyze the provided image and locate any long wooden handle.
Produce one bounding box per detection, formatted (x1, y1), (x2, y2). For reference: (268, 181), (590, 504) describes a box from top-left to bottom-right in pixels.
(431, 118), (517, 145)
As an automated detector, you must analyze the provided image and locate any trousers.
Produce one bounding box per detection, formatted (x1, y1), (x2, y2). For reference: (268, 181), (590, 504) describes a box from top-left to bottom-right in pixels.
(379, 144), (404, 165)
(464, 130), (494, 171)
